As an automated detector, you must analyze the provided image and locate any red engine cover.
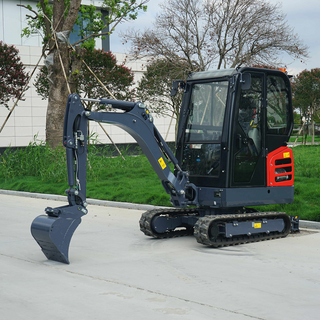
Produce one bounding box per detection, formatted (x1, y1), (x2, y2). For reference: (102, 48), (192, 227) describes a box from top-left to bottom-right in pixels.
(267, 147), (294, 187)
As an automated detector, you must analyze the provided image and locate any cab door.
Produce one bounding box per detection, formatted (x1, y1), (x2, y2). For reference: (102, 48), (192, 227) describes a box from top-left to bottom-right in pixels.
(230, 73), (266, 187)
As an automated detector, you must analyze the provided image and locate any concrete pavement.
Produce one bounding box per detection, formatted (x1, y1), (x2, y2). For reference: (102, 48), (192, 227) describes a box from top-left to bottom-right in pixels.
(1, 193), (320, 320)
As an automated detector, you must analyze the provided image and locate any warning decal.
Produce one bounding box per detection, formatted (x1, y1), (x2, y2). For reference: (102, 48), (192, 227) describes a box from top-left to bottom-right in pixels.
(158, 157), (167, 169)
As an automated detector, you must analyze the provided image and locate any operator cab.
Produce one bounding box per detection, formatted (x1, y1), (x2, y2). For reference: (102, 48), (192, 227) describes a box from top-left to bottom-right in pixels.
(175, 67), (293, 204)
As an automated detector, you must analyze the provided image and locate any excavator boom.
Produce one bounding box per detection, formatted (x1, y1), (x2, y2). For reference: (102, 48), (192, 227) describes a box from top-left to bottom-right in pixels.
(31, 94), (197, 263)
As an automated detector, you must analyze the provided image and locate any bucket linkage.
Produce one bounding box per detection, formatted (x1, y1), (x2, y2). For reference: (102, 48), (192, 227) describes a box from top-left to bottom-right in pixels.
(31, 94), (88, 264)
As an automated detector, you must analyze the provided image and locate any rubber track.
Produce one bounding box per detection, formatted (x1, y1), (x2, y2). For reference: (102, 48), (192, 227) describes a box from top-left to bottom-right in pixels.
(139, 208), (198, 239)
(193, 211), (292, 247)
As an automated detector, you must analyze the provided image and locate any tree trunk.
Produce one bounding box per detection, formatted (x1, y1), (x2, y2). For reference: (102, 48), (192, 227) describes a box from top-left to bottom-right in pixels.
(304, 123), (308, 145)
(310, 104), (315, 145)
(311, 116), (315, 145)
(44, 0), (82, 148)
(46, 43), (70, 148)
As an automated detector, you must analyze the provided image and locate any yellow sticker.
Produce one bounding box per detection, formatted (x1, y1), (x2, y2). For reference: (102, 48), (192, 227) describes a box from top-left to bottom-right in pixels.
(283, 152), (290, 158)
(158, 157), (167, 169)
(254, 223), (261, 229)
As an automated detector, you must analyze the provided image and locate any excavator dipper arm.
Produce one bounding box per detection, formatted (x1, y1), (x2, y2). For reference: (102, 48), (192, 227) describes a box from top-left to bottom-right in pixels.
(31, 94), (197, 263)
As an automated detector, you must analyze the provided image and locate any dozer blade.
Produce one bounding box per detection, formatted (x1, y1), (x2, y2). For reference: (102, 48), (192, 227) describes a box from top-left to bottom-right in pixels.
(31, 205), (86, 264)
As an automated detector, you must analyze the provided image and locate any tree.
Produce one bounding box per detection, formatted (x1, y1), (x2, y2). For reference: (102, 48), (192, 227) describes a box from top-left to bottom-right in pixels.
(21, 0), (148, 147)
(136, 59), (190, 137)
(124, 0), (308, 72)
(292, 69), (320, 145)
(0, 42), (29, 109)
(34, 49), (135, 111)
(78, 49), (136, 111)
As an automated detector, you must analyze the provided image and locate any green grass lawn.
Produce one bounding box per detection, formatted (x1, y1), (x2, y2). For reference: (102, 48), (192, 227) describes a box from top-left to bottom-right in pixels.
(0, 143), (319, 221)
(289, 135), (320, 143)
(0, 143), (172, 206)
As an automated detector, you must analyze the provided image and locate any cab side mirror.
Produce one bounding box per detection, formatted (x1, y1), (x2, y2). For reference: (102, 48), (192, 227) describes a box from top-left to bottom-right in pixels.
(241, 73), (251, 90)
(171, 80), (186, 96)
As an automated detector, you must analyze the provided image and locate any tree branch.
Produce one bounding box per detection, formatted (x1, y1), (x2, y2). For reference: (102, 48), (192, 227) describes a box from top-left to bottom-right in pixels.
(17, 4), (38, 19)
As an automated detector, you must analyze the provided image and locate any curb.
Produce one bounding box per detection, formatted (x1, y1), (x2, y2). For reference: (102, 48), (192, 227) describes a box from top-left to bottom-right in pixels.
(0, 189), (166, 211)
(1, 189), (319, 229)
(299, 220), (320, 230)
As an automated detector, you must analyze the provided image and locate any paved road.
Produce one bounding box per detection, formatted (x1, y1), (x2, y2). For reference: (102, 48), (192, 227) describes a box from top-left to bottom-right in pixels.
(1, 193), (320, 320)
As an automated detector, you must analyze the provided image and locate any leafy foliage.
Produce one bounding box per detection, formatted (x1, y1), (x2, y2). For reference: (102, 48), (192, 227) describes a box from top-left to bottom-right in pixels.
(136, 59), (188, 127)
(79, 49), (135, 104)
(34, 49), (135, 109)
(292, 69), (320, 110)
(20, 2), (53, 43)
(20, 0), (148, 148)
(292, 69), (320, 143)
(0, 42), (29, 109)
(21, 0), (148, 47)
(73, 5), (105, 46)
(100, 0), (148, 33)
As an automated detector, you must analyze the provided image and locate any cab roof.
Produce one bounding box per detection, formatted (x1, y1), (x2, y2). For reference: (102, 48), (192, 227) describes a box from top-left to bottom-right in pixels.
(187, 68), (236, 81)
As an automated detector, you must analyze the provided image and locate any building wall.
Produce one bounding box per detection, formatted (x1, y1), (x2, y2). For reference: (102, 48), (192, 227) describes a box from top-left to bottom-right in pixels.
(0, 0), (176, 147)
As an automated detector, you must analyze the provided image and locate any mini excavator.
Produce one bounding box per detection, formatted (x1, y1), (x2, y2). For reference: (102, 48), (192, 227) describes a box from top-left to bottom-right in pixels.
(31, 67), (299, 264)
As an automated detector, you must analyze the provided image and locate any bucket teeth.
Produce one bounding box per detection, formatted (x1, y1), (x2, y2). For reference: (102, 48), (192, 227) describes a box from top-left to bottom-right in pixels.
(31, 205), (86, 264)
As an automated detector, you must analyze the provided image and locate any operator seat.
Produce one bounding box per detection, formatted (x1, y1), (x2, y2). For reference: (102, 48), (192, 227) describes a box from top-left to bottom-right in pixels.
(239, 96), (261, 155)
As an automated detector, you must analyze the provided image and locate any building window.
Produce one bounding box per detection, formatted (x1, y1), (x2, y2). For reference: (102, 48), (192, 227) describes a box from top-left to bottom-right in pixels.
(69, 9), (110, 51)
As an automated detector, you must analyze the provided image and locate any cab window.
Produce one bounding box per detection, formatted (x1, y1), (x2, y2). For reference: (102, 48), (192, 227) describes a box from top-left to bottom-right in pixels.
(267, 75), (290, 135)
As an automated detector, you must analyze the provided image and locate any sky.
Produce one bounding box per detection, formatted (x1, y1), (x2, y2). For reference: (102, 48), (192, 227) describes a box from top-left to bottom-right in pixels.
(110, 0), (320, 76)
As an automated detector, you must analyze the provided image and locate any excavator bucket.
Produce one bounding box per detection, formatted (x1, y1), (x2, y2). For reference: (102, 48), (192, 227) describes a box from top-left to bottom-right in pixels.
(31, 205), (86, 264)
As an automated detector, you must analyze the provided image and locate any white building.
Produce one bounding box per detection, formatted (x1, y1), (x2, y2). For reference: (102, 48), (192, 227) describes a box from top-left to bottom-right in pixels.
(0, 0), (175, 147)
